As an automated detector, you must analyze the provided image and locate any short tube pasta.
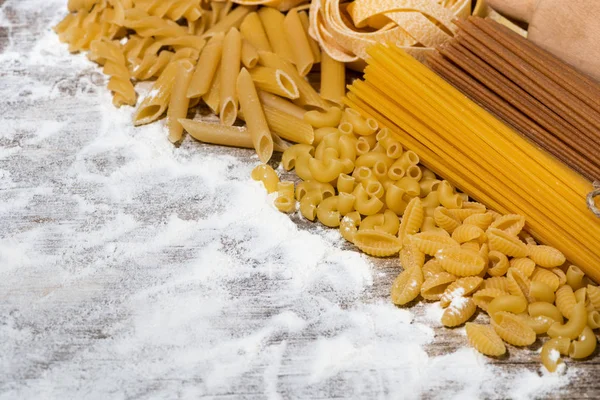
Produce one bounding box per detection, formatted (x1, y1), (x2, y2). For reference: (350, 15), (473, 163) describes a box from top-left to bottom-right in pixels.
(167, 59), (195, 143)
(257, 8), (293, 63)
(283, 8), (314, 76)
(241, 39), (259, 68)
(258, 90), (306, 120)
(239, 11), (271, 52)
(249, 66), (299, 99)
(220, 27), (242, 126)
(251, 164), (279, 193)
(569, 326), (597, 359)
(320, 51), (345, 105)
(186, 32), (224, 98)
(548, 302), (587, 339)
(134, 60), (178, 126)
(236, 67), (273, 163)
(541, 337), (571, 373)
(262, 105), (314, 145)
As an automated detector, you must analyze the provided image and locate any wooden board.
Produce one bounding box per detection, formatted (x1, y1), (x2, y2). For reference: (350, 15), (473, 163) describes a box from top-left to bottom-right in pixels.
(1, 1), (599, 398)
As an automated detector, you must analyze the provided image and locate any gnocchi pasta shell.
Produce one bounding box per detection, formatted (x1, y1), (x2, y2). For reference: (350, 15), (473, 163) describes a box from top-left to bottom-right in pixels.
(509, 257), (536, 277)
(472, 288), (510, 312)
(399, 236), (425, 270)
(422, 259), (445, 279)
(398, 197), (424, 241)
(441, 297), (476, 327)
(452, 224), (485, 244)
(482, 276), (510, 292)
(487, 251), (509, 277)
(440, 276), (483, 308)
(436, 247), (486, 277)
(465, 323), (506, 356)
(491, 311), (537, 347)
(445, 202), (486, 221)
(463, 212), (494, 231)
(391, 267), (423, 306)
(527, 244), (566, 268)
(433, 207), (461, 234)
(587, 285), (600, 310)
(489, 214), (525, 236)
(354, 229), (402, 257)
(531, 267), (560, 292)
(487, 228), (528, 258)
(555, 284), (577, 319)
(506, 267), (534, 302)
(412, 231), (460, 256)
(421, 272), (457, 301)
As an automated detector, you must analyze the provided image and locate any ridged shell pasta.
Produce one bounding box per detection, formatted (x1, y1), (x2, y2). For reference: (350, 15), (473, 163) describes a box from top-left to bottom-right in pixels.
(398, 197), (424, 242)
(482, 276), (510, 292)
(472, 288), (509, 312)
(433, 207), (461, 233)
(421, 272), (457, 301)
(422, 259), (445, 279)
(555, 285), (577, 319)
(391, 266), (423, 306)
(445, 202), (486, 221)
(489, 214), (526, 236)
(506, 268), (534, 302)
(353, 229), (402, 257)
(463, 212), (494, 231)
(531, 267), (560, 292)
(465, 323), (506, 356)
(487, 228), (528, 258)
(440, 276), (483, 308)
(587, 285), (600, 310)
(451, 224), (485, 244)
(487, 251), (509, 277)
(441, 297), (476, 327)
(509, 257), (536, 278)
(527, 244), (566, 268)
(436, 247), (485, 277)
(411, 231), (460, 256)
(491, 311), (536, 346)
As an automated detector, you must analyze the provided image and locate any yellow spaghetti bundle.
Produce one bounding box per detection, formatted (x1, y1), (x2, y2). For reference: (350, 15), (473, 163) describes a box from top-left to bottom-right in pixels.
(345, 43), (600, 283)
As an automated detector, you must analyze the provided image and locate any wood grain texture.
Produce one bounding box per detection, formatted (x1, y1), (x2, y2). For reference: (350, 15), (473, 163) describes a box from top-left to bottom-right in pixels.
(0, 1), (599, 399)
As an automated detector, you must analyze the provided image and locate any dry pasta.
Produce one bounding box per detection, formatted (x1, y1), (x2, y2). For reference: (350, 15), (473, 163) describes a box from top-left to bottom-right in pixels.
(465, 323), (506, 357)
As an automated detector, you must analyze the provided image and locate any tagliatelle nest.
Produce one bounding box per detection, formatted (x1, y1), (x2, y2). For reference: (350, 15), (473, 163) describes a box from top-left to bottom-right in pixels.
(308, 0), (472, 65)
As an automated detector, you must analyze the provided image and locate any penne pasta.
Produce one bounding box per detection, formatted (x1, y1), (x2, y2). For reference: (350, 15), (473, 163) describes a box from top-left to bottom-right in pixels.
(241, 39), (259, 68)
(249, 66), (299, 99)
(220, 27), (242, 126)
(320, 51), (346, 106)
(257, 90), (306, 120)
(262, 105), (314, 144)
(167, 59), (195, 143)
(283, 8), (314, 76)
(187, 32), (224, 98)
(257, 7), (294, 63)
(239, 11), (271, 52)
(203, 5), (255, 37)
(236, 68), (273, 163)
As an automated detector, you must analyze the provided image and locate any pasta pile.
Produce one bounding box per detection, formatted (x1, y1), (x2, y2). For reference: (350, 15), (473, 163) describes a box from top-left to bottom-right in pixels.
(55, 0), (350, 162)
(252, 105), (599, 371)
(308, 0), (471, 65)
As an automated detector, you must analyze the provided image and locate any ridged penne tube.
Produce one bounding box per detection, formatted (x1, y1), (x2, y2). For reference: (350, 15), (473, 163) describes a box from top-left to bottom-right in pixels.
(555, 285), (577, 319)
(399, 237), (425, 270)
(257, 8), (293, 63)
(258, 91), (306, 120)
(320, 51), (345, 105)
(465, 323), (506, 357)
(299, 191), (322, 221)
(472, 288), (509, 312)
(434, 207), (461, 234)
(241, 39), (259, 68)
(297, 11), (320, 63)
(236, 68), (273, 163)
(570, 326), (597, 359)
(548, 302), (587, 339)
(442, 297), (476, 327)
(531, 268), (561, 292)
(179, 119), (281, 152)
(166, 59), (195, 143)
(353, 184), (384, 216)
(398, 197), (423, 243)
(283, 8), (314, 76)
(281, 144), (313, 171)
(530, 281), (556, 304)
(487, 228), (528, 258)
(487, 295), (527, 316)
(176, 34), (222, 96)
(316, 196), (341, 228)
(509, 258), (536, 278)
(220, 27), (242, 126)
(541, 337), (571, 373)
(354, 229), (402, 257)
(421, 272), (457, 301)
(202, 68), (221, 114)
(258, 51), (326, 110)
(262, 105), (313, 145)
(251, 164), (279, 193)
(203, 5), (255, 37)
(422, 259), (444, 279)
(436, 247), (486, 277)
(463, 213), (494, 231)
(412, 231), (459, 256)
(303, 107), (342, 129)
(451, 224), (485, 244)
(391, 266), (423, 306)
(566, 265), (586, 290)
(489, 214), (526, 236)
(340, 211), (361, 243)
(134, 61), (178, 126)
(342, 108), (378, 136)
(239, 11), (271, 52)
(249, 66), (299, 100)
(527, 245), (567, 268)
(440, 276), (483, 308)
(437, 181), (462, 210)
(491, 311), (536, 346)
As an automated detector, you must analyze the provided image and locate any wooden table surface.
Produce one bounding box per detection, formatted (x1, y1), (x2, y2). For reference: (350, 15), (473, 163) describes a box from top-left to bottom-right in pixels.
(1, 1), (599, 398)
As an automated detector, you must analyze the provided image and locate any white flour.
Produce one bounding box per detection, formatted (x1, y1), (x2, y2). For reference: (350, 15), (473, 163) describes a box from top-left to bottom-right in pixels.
(0, 1), (578, 399)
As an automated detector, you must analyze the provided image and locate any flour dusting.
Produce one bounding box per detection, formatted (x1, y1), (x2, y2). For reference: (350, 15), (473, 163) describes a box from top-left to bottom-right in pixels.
(0, 1), (581, 399)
